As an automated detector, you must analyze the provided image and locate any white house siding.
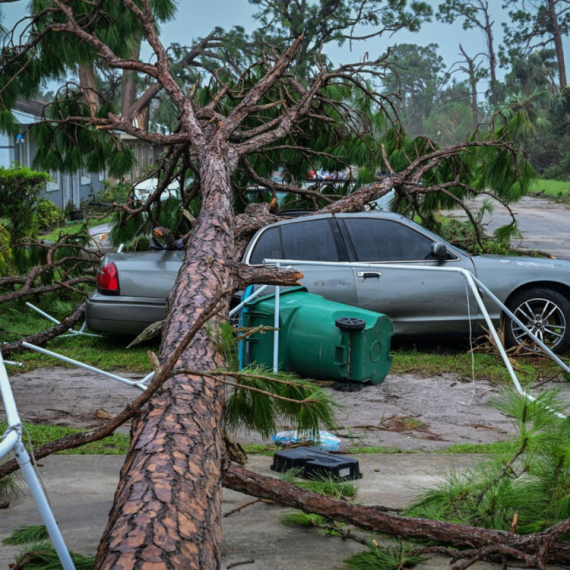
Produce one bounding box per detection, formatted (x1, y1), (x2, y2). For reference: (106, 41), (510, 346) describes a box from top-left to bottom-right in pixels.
(0, 105), (105, 210)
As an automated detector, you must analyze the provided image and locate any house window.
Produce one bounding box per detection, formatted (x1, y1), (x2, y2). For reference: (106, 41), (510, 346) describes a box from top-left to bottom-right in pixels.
(81, 169), (90, 185)
(46, 171), (59, 193)
(98, 170), (105, 182)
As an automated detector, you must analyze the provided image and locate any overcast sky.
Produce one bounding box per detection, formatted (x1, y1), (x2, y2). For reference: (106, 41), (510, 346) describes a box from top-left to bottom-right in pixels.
(2, 0), (568, 88)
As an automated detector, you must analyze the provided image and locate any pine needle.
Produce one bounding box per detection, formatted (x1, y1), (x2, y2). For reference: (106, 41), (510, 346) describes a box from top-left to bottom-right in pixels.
(12, 541), (94, 569)
(3, 525), (49, 545)
(345, 540), (424, 570)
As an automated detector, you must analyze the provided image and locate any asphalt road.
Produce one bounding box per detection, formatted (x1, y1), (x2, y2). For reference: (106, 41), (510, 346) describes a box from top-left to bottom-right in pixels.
(445, 195), (570, 259)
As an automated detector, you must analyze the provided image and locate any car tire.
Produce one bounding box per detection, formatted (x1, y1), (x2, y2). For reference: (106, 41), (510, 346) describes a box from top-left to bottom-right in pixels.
(504, 288), (570, 354)
(335, 317), (366, 331)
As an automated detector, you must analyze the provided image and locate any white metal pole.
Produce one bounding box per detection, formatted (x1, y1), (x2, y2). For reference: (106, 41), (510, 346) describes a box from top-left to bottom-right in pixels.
(22, 342), (147, 389)
(26, 302), (60, 325)
(0, 353), (76, 570)
(273, 263), (281, 373)
(26, 302), (101, 338)
(14, 442), (76, 570)
(472, 275), (570, 374)
(228, 285), (269, 317)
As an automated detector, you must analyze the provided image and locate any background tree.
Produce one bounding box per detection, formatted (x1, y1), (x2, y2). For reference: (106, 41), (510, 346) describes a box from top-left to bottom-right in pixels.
(453, 44), (488, 130)
(247, 0), (432, 75)
(383, 43), (449, 137)
(437, 0), (500, 106)
(503, 0), (570, 90)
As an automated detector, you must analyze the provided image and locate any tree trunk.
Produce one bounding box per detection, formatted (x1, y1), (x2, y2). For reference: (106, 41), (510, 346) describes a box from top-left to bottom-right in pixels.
(459, 45), (479, 131)
(121, 40), (142, 118)
(548, 0), (567, 89)
(78, 63), (99, 115)
(94, 148), (237, 570)
(484, 18), (498, 107)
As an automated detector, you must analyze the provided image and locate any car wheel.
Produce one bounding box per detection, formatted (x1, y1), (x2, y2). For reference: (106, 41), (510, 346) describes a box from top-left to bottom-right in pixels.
(335, 317), (366, 331)
(504, 288), (570, 354)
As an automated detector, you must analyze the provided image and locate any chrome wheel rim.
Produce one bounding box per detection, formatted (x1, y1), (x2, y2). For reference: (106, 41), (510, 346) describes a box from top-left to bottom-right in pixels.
(511, 297), (566, 350)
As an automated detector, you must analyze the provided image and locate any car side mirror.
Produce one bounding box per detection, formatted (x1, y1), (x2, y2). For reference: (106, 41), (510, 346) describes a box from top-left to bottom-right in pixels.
(430, 242), (449, 260)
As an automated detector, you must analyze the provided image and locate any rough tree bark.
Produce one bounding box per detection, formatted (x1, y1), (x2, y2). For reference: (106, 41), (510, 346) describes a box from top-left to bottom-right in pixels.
(94, 149), (237, 569)
(548, 0), (568, 89)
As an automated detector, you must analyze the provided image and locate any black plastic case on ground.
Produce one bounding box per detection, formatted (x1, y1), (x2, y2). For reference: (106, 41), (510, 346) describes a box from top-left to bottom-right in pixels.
(271, 448), (362, 480)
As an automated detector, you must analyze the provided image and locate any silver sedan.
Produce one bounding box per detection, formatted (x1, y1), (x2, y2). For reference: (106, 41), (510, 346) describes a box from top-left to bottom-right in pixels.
(87, 212), (570, 353)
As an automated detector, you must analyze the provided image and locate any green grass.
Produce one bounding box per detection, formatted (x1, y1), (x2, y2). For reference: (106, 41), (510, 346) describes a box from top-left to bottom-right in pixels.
(389, 341), (566, 388)
(0, 422), (130, 455)
(529, 178), (570, 199)
(438, 441), (518, 454)
(1, 303), (158, 373)
(39, 214), (113, 242)
(242, 443), (278, 455)
(347, 446), (420, 454)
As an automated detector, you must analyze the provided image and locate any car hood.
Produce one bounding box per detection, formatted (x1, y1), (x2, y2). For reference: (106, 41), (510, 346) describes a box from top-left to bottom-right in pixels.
(472, 253), (570, 274)
(470, 253), (570, 302)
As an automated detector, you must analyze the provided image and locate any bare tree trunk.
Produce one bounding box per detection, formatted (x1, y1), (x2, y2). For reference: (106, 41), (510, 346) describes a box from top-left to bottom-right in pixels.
(94, 148), (237, 569)
(484, 15), (498, 107)
(121, 40), (142, 118)
(78, 63), (99, 115)
(548, 0), (567, 89)
(459, 45), (479, 131)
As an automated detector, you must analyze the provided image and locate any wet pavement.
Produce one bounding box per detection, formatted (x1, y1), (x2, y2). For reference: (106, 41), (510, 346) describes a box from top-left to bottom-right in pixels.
(445, 195), (570, 259)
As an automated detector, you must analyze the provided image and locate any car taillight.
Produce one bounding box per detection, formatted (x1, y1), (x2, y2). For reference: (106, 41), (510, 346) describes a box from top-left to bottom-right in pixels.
(97, 262), (120, 295)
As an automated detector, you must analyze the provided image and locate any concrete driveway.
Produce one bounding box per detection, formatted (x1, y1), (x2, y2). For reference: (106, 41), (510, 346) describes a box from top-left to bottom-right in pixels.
(0, 454), (502, 570)
(445, 195), (570, 259)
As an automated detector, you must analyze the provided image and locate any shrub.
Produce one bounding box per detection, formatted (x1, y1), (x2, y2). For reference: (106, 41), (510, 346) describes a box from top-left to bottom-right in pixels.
(36, 199), (64, 230)
(0, 218), (13, 276)
(98, 180), (131, 204)
(0, 166), (50, 241)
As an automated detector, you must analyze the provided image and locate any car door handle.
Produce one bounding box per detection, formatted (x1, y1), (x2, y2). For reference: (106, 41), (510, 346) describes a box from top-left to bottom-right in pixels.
(357, 272), (382, 280)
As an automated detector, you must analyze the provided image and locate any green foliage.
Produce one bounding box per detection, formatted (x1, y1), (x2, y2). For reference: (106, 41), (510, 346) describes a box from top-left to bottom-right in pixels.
(345, 541), (424, 570)
(280, 512), (331, 528)
(31, 95), (136, 178)
(405, 389), (570, 533)
(0, 217), (13, 275)
(35, 199), (64, 231)
(98, 181), (130, 204)
(12, 541), (95, 569)
(225, 366), (337, 439)
(0, 166), (50, 241)
(3, 525), (49, 545)
(109, 196), (191, 250)
(383, 43), (448, 136)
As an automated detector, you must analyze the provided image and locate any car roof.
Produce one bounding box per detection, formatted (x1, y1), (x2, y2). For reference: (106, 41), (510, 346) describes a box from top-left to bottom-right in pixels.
(267, 210), (408, 228)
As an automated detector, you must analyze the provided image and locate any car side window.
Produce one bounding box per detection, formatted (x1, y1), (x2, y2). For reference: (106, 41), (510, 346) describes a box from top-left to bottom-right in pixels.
(344, 218), (434, 262)
(281, 219), (339, 261)
(249, 227), (283, 264)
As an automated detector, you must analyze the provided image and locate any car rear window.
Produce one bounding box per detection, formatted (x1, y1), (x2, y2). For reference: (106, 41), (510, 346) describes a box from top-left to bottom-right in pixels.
(281, 219), (339, 261)
(344, 218), (433, 262)
(249, 227), (283, 264)
(249, 219), (339, 264)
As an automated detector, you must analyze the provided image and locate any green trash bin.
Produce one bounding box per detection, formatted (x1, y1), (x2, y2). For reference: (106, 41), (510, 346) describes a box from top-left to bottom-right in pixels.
(243, 287), (393, 384)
